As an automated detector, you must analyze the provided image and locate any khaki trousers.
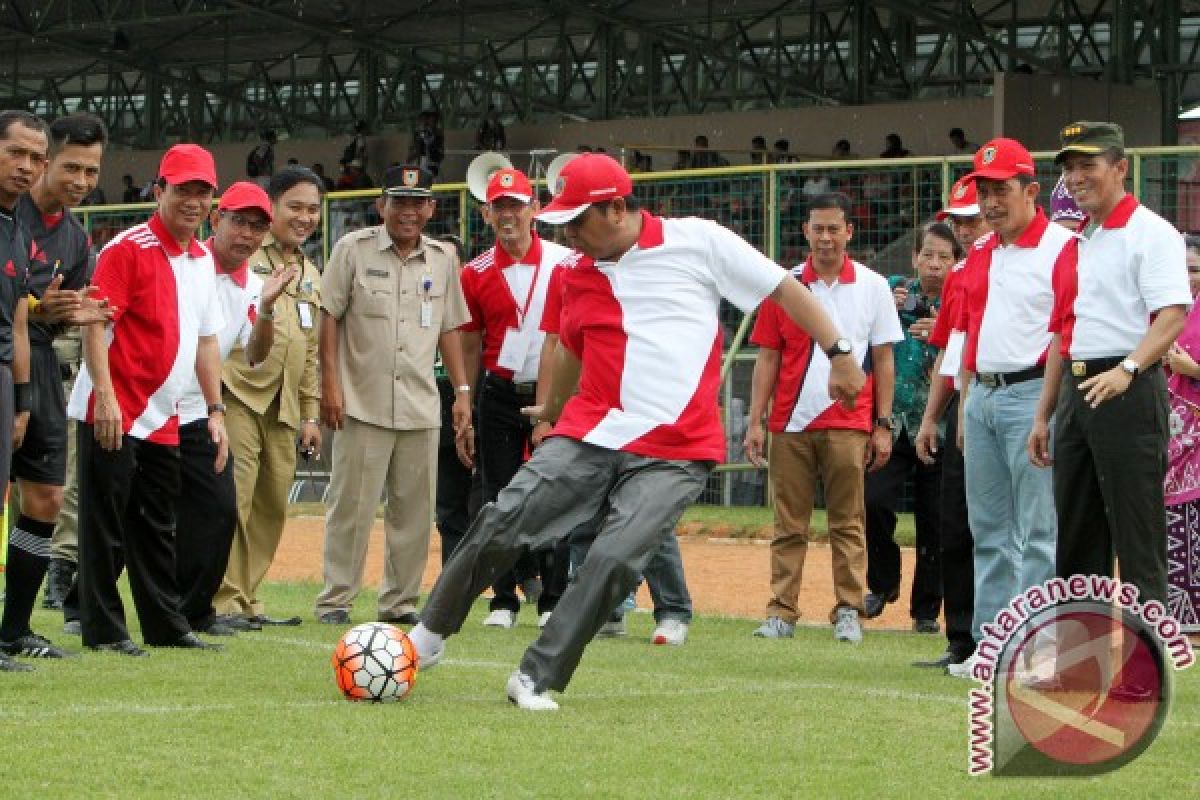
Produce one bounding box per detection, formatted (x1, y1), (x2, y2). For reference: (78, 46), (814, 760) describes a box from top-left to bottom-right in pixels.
(316, 417), (436, 617)
(50, 375), (79, 562)
(766, 428), (869, 623)
(213, 392), (296, 617)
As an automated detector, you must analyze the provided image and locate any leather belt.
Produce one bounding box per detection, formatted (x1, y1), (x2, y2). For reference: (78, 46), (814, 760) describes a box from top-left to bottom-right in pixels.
(484, 372), (536, 397)
(975, 365), (1044, 389)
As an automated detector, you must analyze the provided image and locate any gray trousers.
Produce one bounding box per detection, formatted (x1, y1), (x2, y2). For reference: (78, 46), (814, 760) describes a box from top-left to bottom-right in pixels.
(420, 436), (710, 692)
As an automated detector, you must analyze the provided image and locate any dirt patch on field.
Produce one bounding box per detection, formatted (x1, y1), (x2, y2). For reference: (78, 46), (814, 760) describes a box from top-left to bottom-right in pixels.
(270, 517), (928, 631)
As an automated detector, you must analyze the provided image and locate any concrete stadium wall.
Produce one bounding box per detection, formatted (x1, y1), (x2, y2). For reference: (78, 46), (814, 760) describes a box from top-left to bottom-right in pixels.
(996, 72), (1162, 151)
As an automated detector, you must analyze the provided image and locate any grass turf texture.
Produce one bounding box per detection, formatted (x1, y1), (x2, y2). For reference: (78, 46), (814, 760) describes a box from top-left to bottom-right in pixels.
(4, 581), (1197, 798)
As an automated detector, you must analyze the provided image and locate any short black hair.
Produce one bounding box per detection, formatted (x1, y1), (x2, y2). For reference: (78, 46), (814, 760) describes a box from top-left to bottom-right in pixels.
(752, 136), (766, 148)
(916, 221), (965, 261)
(267, 165), (325, 201)
(48, 112), (107, 153)
(1185, 233), (1200, 253)
(592, 194), (642, 214)
(1101, 146), (1126, 164)
(949, 127), (965, 139)
(0, 110), (48, 142)
(806, 192), (853, 224)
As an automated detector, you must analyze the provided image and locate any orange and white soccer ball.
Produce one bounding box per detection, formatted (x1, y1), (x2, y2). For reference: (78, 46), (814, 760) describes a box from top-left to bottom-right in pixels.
(332, 622), (418, 702)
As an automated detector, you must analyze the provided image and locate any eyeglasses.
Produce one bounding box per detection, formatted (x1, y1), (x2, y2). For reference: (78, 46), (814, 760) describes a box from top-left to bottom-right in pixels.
(220, 210), (270, 233)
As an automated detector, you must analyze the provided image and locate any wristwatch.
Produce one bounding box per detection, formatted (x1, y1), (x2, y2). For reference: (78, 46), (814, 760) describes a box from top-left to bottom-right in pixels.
(207, 402), (227, 415)
(825, 338), (853, 359)
(874, 417), (894, 431)
(455, 384), (471, 393)
(1120, 358), (1140, 378)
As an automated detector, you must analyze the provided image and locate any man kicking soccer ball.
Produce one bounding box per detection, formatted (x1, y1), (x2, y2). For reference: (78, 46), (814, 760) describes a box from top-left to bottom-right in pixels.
(408, 153), (865, 710)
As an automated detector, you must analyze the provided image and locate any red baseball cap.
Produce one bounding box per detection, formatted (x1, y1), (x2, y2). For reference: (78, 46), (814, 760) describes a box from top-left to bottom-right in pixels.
(935, 176), (981, 220)
(218, 181), (273, 221)
(486, 168), (533, 204)
(965, 137), (1036, 182)
(159, 143), (218, 189)
(537, 153), (633, 224)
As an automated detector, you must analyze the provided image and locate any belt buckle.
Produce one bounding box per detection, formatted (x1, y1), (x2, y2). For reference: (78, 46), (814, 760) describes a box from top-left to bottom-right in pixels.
(979, 373), (998, 389)
(1071, 361), (1086, 378)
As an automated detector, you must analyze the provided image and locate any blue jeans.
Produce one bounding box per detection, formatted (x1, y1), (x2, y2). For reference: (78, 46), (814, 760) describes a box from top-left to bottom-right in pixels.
(963, 377), (1057, 642)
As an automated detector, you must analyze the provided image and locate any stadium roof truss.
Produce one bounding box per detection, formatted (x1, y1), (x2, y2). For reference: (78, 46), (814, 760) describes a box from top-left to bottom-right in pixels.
(0, 0), (1197, 146)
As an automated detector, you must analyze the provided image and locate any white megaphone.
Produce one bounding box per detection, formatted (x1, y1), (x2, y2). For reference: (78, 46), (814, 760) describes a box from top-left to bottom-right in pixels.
(544, 152), (579, 196)
(467, 152), (515, 202)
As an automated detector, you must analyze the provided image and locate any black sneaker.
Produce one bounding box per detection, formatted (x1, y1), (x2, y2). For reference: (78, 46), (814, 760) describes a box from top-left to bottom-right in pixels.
(0, 633), (71, 659)
(863, 590), (898, 619)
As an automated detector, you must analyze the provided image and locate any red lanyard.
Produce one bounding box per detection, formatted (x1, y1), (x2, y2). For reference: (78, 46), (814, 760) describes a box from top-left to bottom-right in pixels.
(508, 259), (542, 327)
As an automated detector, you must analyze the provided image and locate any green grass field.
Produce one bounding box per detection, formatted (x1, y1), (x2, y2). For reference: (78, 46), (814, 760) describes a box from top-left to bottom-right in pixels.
(4, 581), (1196, 799)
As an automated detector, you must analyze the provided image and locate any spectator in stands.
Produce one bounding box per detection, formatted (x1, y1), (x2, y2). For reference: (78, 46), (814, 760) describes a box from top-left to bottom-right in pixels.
(772, 138), (797, 164)
(121, 174), (140, 203)
(311, 162), (335, 192)
(340, 120), (369, 174)
(672, 150), (691, 170)
(751, 136), (769, 165)
(832, 139), (852, 159)
(336, 160), (372, 190)
(863, 222), (962, 633)
(691, 135), (721, 169)
(746, 192), (903, 645)
(246, 129), (276, 182)
(880, 133), (911, 159)
(475, 104), (506, 151)
(408, 110), (445, 177)
(948, 128), (979, 156)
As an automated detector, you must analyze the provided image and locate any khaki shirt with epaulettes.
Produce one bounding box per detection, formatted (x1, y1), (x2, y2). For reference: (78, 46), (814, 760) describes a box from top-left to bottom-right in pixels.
(222, 233), (321, 430)
(321, 226), (468, 431)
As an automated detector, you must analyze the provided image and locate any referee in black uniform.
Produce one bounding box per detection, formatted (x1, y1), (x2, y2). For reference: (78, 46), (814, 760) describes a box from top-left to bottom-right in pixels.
(0, 111), (43, 670)
(1, 114), (108, 661)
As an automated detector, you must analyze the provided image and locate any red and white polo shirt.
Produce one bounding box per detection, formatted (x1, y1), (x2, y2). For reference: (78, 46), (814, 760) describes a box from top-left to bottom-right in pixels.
(1050, 194), (1191, 359)
(954, 209), (1075, 374)
(540, 250), (590, 337)
(68, 213), (225, 445)
(930, 259), (968, 388)
(553, 211), (785, 461)
(461, 233), (571, 383)
(750, 255), (902, 434)
(177, 246), (264, 425)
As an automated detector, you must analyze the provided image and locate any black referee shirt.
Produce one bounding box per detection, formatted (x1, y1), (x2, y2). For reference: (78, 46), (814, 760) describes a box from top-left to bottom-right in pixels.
(15, 193), (93, 348)
(0, 203), (31, 364)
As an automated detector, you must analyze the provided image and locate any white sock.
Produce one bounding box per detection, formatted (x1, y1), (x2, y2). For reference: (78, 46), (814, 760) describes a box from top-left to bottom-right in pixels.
(408, 623), (444, 655)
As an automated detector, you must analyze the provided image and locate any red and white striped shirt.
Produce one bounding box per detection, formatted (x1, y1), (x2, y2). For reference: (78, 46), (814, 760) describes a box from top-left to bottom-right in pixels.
(68, 213), (224, 445)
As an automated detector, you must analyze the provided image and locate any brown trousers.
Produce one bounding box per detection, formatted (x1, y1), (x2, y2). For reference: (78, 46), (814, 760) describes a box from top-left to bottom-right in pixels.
(766, 428), (869, 623)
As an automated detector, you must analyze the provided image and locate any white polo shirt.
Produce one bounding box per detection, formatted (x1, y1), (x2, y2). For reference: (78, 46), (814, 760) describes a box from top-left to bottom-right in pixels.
(553, 211), (786, 462)
(177, 253), (264, 425)
(1050, 194), (1191, 359)
(750, 256), (902, 433)
(955, 210), (1075, 374)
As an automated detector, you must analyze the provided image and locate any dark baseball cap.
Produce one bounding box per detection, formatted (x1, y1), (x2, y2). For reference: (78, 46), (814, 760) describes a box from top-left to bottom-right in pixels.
(382, 165), (434, 197)
(1055, 121), (1125, 164)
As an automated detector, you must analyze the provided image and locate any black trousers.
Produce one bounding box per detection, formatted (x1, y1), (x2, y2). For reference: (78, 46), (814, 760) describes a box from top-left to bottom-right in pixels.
(175, 419), (237, 629)
(76, 425), (190, 647)
(1054, 365), (1170, 606)
(940, 394), (975, 659)
(864, 426), (943, 620)
(435, 377), (480, 566)
(478, 373), (566, 614)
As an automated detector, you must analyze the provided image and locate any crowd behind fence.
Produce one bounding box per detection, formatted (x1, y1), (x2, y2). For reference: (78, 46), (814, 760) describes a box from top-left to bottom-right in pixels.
(74, 148), (1200, 506)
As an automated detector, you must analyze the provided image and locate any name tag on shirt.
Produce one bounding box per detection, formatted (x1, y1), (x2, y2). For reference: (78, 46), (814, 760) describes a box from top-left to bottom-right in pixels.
(297, 301), (314, 329)
(367, 268), (389, 279)
(420, 299), (433, 328)
(497, 325), (534, 371)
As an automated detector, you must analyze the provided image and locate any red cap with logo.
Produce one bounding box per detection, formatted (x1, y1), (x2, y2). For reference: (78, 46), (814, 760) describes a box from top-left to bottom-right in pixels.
(935, 176), (981, 220)
(218, 181), (273, 221)
(537, 153), (634, 224)
(965, 137), (1036, 182)
(159, 143), (218, 189)
(486, 168), (534, 204)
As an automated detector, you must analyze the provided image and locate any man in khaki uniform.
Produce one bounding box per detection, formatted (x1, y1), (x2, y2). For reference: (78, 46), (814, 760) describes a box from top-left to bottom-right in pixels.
(213, 166), (324, 629)
(316, 164), (471, 625)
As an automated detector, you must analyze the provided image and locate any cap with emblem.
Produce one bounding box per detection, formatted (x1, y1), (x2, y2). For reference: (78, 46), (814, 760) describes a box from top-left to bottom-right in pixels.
(218, 181), (273, 221)
(965, 137), (1036, 182)
(1049, 175), (1085, 224)
(536, 153), (634, 224)
(486, 168), (533, 204)
(159, 143), (218, 189)
(382, 164), (434, 197)
(1054, 121), (1125, 164)
(935, 176), (980, 220)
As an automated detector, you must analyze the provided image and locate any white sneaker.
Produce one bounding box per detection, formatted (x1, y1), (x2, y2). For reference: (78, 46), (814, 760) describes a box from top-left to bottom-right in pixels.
(651, 618), (688, 646)
(833, 608), (863, 644)
(537, 611), (552, 629)
(408, 624), (444, 671)
(947, 653), (982, 680)
(482, 609), (516, 628)
(506, 670), (558, 711)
